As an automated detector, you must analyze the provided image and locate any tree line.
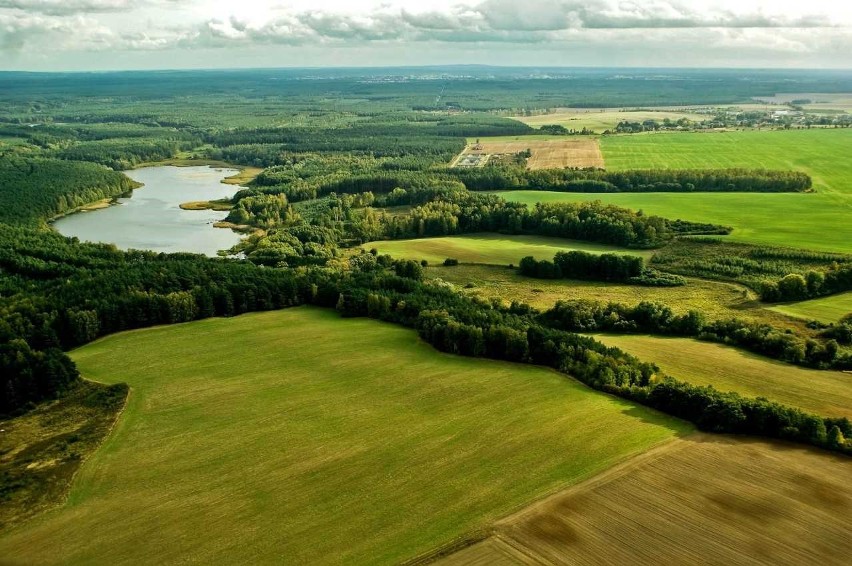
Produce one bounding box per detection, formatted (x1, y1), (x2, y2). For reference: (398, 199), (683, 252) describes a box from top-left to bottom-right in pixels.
(761, 264), (852, 302)
(449, 166), (812, 193)
(326, 256), (851, 454)
(539, 299), (850, 370)
(518, 250), (685, 286)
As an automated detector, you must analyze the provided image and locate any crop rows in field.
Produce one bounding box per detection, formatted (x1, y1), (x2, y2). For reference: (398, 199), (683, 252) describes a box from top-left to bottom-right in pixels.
(455, 137), (604, 169)
(0, 308), (687, 565)
(439, 435), (852, 566)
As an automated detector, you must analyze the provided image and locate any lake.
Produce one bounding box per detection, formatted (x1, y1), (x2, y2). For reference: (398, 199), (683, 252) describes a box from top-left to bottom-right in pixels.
(53, 166), (243, 256)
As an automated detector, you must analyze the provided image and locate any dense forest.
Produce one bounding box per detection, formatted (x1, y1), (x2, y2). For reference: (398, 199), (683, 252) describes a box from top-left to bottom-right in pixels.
(3, 68), (852, 114)
(0, 157), (138, 225)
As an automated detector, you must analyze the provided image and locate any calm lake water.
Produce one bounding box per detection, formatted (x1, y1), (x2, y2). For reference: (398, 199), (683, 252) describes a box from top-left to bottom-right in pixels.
(53, 166), (243, 256)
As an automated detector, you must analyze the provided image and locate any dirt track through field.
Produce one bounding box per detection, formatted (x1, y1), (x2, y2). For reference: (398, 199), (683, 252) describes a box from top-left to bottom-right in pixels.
(457, 139), (604, 169)
(434, 434), (852, 565)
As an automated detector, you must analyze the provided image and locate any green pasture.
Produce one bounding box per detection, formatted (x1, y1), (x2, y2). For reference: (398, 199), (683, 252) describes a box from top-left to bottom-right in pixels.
(499, 129), (852, 253)
(363, 233), (652, 266)
(601, 129), (852, 192)
(594, 334), (852, 420)
(500, 191), (852, 253)
(0, 308), (687, 565)
(768, 292), (852, 324)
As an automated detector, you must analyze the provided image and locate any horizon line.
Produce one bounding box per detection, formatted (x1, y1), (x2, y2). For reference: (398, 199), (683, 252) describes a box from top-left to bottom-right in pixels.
(2, 64), (851, 75)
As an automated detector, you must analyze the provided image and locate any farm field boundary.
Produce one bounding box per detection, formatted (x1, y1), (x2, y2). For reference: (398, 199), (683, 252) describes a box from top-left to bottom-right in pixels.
(435, 434), (852, 565)
(0, 307), (687, 565)
(593, 334), (852, 419)
(453, 137), (604, 170)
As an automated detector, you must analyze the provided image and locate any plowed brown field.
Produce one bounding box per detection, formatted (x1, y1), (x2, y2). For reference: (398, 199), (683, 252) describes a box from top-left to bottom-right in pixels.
(434, 434), (852, 565)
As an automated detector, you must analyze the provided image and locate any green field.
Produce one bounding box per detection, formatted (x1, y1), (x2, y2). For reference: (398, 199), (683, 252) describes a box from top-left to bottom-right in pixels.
(0, 308), (688, 565)
(768, 292), (852, 324)
(363, 233), (652, 266)
(593, 334), (852, 419)
(498, 129), (852, 253)
(601, 130), (852, 189)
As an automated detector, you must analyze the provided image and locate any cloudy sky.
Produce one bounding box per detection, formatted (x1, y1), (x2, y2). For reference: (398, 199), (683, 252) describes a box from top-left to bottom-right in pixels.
(1, 0), (850, 71)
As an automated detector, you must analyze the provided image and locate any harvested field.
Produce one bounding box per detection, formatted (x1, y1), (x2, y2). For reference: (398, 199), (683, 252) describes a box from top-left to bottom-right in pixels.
(454, 137), (604, 170)
(436, 434), (852, 566)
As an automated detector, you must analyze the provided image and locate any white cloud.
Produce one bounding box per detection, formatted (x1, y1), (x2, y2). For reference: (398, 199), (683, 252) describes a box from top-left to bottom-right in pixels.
(0, 0), (188, 16)
(0, 0), (849, 68)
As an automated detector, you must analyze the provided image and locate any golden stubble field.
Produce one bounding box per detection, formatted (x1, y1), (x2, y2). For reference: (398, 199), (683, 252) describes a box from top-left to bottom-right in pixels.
(456, 138), (604, 169)
(436, 435), (852, 565)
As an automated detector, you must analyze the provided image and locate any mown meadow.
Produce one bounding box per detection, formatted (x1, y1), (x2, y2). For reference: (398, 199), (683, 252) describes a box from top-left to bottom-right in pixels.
(769, 291), (852, 324)
(595, 334), (852, 419)
(0, 308), (689, 565)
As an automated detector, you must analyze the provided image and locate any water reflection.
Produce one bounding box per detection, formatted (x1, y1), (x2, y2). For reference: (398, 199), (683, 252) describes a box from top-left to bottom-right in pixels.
(53, 166), (243, 256)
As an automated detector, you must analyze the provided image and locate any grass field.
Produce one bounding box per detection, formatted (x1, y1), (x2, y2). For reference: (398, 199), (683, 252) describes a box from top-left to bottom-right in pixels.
(426, 264), (811, 333)
(513, 108), (709, 132)
(768, 292), (852, 324)
(439, 434), (852, 565)
(0, 308), (689, 565)
(592, 334), (852, 419)
(600, 130), (852, 191)
(455, 137), (604, 169)
(497, 129), (852, 253)
(499, 190), (852, 254)
(363, 234), (652, 266)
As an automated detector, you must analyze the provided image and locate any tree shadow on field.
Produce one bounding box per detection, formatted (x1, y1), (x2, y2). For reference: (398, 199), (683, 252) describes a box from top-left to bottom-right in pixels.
(618, 404), (696, 438)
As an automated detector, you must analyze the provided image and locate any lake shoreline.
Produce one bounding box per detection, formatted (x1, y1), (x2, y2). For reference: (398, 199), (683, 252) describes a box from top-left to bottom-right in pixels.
(52, 165), (246, 256)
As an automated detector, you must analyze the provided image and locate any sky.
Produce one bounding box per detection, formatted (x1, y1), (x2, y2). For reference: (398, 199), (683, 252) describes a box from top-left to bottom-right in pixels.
(1, 0), (850, 71)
